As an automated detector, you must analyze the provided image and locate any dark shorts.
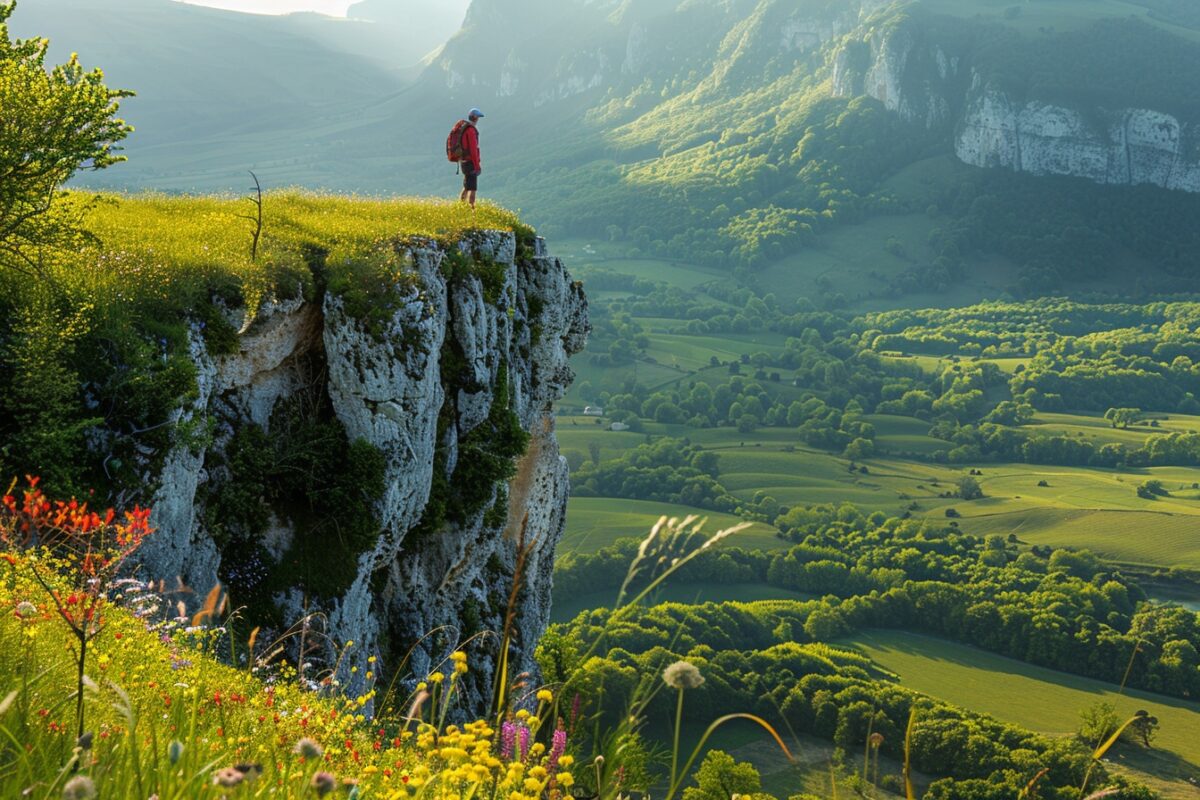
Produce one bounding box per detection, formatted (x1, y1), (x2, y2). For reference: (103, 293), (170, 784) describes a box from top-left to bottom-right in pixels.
(462, 163), (478, 192)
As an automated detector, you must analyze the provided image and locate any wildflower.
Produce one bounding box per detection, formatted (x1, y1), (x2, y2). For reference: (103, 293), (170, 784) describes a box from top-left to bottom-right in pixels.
(312, 771), (337, 797)
(294, 737), (324, 759)
(536, 689), (553, 703)
(569, 693), (581, 731)
(168, 740), (184, 764)
(547, 721), (567, 771)
(500, 719), (518, 760)
(213, 767), (244, 788)
(518, 725), (531, 761)
(61, 775), (96, 800)
(662, 660), (705, 690)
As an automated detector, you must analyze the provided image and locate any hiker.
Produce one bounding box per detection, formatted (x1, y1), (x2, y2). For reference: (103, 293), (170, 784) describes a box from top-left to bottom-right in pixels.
(447, 108), (484, 209)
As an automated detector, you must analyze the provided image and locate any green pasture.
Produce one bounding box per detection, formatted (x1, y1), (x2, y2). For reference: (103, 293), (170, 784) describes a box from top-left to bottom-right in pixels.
(963, 508), (1200, 569)
(642, 331), (789, 372)
(555, 240), (727, 290)
(550, 581), (814, 623)
(844, 630), (1200, 783)
(881, 353), (1030, 374)
(867, 414), (948, 455)
(560, 411), (1200, 568)
(1029, 412), (1200, 446)
(560, 497), (785, 556)
(562, 357), (685, 404)
(753, 214), (956, 312)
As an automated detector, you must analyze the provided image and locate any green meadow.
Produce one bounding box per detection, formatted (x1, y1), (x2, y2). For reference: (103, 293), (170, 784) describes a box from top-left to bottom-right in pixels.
(549, 581), (813, 623)
(559, 416), (1200, 568)
(559, 496), (784, 556)
(843, 630), (1200, 791)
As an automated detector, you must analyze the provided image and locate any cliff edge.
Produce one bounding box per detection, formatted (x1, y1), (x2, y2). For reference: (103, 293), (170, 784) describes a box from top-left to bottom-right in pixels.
(136, 228), (588, 711)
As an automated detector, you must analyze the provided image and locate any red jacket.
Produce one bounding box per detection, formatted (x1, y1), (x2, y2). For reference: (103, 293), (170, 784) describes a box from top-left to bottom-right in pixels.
(462, 123), (481, 171)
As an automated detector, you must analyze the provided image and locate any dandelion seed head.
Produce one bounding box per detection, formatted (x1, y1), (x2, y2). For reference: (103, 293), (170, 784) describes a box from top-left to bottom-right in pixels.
(62, 775), (96, 800)
(663, 660), (705, 690)
(293, 737), (324, 759)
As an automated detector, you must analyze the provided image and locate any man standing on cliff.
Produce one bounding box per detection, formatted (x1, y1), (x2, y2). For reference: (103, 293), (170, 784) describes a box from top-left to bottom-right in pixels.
(458, 108), (484, 209)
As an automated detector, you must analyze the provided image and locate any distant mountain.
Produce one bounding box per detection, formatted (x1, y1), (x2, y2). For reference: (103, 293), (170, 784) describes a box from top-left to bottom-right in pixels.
(6, 0), (470, 190)
(347, 0), (469, 64)
(13, 0), (1200, 292)
(11, 0), (398, 143)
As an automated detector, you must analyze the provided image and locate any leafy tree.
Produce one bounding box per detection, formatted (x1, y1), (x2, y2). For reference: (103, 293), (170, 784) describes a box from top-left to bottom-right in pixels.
(1105, 407), (1141, 429)
(682, 750), (771, 800)
(1127, 711), (1160, 748)
(844, 437), (874, 460)
(0, 1), (132, 276)
(1078, 701), (1119, 745)
(1136, 479), (1168, 499)
(956, 475), (983, 500)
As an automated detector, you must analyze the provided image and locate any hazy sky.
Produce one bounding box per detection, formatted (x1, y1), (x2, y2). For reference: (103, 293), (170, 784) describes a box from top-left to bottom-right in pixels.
(178, 1), (356, 15)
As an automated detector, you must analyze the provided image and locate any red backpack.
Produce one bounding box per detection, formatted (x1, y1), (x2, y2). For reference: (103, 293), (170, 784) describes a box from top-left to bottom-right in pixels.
(446, 120), (470, 162)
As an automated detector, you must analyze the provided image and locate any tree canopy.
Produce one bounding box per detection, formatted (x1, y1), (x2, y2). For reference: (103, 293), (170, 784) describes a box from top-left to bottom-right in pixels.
(0, 0), (132, 276)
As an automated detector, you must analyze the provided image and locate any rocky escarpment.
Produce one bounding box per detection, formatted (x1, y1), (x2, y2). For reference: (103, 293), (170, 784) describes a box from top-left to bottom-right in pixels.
(955, 87), (1200, 193)
(138, 231), (588, 712)
(831, 9), (1200, 193)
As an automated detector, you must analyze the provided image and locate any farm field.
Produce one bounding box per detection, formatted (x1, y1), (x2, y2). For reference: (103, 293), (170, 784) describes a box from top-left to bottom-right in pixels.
(842, 630), (1200, 794)
(965, 508), (1200, 568)
(878, 353), (1030, 376)
(559, 411), (1200, 569)
(560, 497), (784, 556)
(549, 581), (814, 623)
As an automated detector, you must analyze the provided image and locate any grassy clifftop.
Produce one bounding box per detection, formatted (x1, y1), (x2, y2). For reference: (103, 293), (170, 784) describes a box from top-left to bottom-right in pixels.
(66, 192), (533, 320)
(0, 193), (535, 497)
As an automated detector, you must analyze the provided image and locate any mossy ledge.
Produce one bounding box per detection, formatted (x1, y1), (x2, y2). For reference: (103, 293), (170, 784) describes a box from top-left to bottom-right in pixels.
(0, 194), (589, 714)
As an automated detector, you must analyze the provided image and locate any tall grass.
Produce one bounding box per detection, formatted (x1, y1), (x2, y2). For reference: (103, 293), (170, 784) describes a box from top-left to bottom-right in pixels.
(48, 190), (532, 323)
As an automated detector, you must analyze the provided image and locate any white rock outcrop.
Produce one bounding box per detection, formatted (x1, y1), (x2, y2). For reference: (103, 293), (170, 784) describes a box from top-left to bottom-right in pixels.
(833, 13), (1200, 194)
(955, 87), (1200, 193)
(141, 231), (588, 714)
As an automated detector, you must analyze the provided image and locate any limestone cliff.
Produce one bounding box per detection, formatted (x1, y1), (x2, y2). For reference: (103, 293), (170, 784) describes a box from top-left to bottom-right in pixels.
(831, 9), (1200, 193)
(954, 86), (1200, 193)
(138, 231), (588, 712)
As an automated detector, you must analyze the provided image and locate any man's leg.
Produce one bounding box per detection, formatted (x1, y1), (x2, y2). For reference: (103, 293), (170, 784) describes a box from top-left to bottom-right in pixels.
(467, 190), (477, 209)
(460, 188), (470, 203)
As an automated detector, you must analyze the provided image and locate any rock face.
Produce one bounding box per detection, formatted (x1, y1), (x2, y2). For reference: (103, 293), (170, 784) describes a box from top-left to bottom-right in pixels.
(831, 10), (1200, 193)
(955, 89), (1200, 193)
(139, 232), (588, 714)
(831, 12), (961, 131)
